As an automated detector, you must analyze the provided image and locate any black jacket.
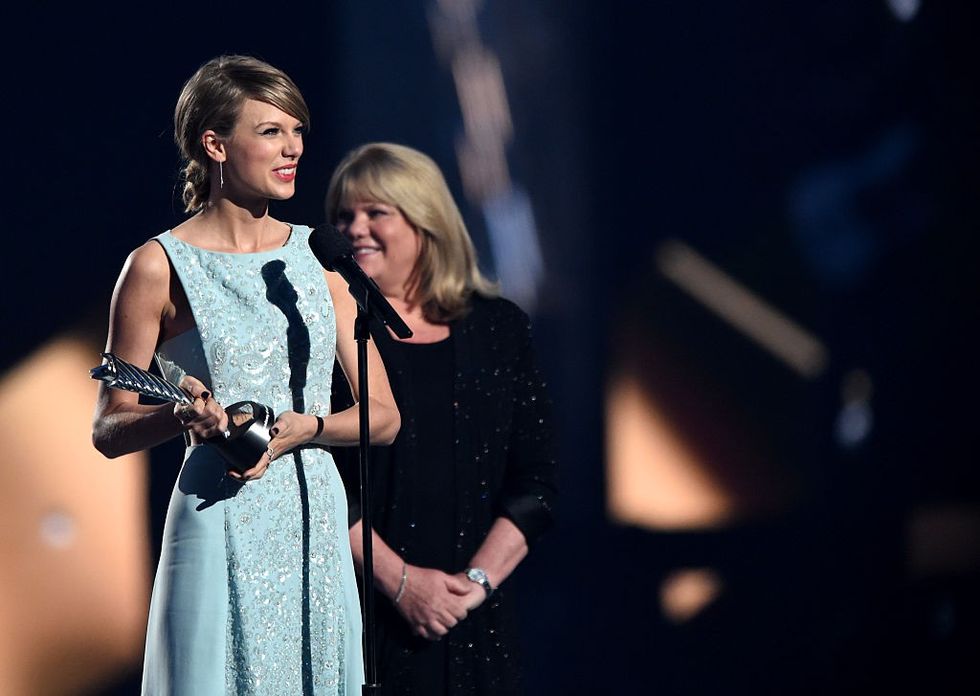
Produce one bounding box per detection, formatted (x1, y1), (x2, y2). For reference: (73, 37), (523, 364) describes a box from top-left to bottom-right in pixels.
(331, 294), (557, 694)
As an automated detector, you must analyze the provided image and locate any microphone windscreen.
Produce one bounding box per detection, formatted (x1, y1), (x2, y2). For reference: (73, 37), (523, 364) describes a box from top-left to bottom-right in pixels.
(308, 224), (353, 271)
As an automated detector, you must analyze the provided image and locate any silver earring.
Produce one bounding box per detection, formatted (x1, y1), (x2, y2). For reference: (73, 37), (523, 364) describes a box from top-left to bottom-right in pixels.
(219, 161), (224, 189)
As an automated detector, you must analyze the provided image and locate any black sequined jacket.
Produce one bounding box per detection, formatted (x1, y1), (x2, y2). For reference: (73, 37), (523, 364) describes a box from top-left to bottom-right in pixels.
(331, 294), (558, 694)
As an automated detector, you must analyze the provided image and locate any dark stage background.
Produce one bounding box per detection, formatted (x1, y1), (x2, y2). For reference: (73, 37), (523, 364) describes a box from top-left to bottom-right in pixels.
(2, 1), (977, 694)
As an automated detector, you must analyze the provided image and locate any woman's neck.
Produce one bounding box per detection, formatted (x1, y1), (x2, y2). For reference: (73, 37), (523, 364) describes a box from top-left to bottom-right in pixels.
(385, 295), (450, 343)
(181, 200), (286, 253)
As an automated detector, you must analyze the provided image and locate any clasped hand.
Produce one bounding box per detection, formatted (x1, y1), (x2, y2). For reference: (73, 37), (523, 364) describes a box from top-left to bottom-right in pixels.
(175, 375), (319, 482)
(395, 566), (487, 641)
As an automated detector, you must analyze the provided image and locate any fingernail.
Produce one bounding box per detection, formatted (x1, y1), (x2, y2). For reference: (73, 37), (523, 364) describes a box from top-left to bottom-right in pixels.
(270, 427), (279, 436)
(201, 391), (211, 400)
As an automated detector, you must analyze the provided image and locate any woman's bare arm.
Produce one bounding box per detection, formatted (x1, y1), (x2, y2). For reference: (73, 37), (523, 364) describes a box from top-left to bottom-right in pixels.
(91, 241), (226, 457)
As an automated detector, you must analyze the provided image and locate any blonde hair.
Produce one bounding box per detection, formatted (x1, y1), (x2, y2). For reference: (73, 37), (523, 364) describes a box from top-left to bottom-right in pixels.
(325, 143), (497, 322)
(174, 55), (310, 213)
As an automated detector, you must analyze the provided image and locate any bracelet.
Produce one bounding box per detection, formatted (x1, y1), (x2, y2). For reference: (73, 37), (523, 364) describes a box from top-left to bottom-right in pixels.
(394, 562), (408, 604)
(313, 415), (324, 440)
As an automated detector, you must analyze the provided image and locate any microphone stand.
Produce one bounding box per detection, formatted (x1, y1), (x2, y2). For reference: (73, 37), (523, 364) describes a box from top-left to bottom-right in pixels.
(354, 289), (381, 695)
(308, 226), (412, 691)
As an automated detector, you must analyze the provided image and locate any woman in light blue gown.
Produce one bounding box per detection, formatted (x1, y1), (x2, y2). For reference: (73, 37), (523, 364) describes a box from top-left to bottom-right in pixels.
(92, 55), (400, 695)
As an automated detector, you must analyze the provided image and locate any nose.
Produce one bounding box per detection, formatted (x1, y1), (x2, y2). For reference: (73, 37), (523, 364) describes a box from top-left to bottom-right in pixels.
(283, 131), (303, 158)
(345, 212), (369, 238)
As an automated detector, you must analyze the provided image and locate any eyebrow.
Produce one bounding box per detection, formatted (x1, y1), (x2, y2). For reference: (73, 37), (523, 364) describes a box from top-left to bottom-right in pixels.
(253, 120), (304, 129)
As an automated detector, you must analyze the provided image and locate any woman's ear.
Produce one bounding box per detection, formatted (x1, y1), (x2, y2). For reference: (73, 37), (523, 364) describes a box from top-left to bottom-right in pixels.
(202, 130), (226, 162)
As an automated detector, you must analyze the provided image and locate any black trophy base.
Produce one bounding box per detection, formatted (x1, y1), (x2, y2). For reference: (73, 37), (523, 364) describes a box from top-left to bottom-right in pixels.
(208, 401), (276, 474)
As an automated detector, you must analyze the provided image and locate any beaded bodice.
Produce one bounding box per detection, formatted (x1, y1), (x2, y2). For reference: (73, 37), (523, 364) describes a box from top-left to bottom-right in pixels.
(155, 225), (335, 419)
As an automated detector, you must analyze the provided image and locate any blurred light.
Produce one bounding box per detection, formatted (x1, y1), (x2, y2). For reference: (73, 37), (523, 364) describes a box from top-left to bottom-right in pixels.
(0, 336), (149, 694)
(656, 240), (828, 379)
(835, 403), (873, 448)
(788, 123), (920, 290)
(452, 48), (513, 153)
(39, 509), (77, 549)
(835, 368), (874, 448)
(660, 568), (723, 624)
(482, 187), (543, 312)
(429, 0), (544, 309)
(606, 373), (737, 530)
(886, 0), (921, 22)
(455, 134), (510, 202)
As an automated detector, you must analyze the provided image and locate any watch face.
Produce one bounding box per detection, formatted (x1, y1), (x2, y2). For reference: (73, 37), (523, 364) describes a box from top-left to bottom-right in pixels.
(466, 568), (494, 596)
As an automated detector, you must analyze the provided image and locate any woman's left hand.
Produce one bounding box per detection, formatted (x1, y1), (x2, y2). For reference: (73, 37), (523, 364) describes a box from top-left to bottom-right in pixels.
(230, 411), (318, 482)
(453, 572), (489, 612)
(266, 411), (320, 462)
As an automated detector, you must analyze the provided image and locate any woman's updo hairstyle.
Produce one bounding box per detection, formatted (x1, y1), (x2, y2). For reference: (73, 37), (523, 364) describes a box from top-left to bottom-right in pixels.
(173, 55), (310, 213)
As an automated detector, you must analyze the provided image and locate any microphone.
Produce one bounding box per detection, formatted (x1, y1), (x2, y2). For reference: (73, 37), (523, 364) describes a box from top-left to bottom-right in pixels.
(308, 224), (413, 339)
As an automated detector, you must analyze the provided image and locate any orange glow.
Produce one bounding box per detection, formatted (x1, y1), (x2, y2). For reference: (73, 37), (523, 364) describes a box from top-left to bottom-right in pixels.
(660, 568), (724, 624)
(606, 373), (737, 529)
(0, 337), (149, 694)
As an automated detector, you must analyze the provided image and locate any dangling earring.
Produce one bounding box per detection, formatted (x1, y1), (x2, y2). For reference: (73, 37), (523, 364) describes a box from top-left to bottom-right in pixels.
(219, 161), (225, 190)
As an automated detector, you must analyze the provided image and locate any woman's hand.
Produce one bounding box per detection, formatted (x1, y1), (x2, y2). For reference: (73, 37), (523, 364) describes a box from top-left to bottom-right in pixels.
(174, 375), (228, 439)
(453, 571), (489, 612)
(267, 411), (320, 459)
(229, 411), (319, 482)
(394, 566), (474, 641)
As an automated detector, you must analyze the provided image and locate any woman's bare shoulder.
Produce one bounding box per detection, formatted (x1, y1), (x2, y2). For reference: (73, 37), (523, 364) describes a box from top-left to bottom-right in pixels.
(121, 238), (171, 286)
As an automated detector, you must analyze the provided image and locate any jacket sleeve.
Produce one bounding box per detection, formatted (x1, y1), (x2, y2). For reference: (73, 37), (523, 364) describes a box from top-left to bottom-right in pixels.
(495, 309), (558, 546)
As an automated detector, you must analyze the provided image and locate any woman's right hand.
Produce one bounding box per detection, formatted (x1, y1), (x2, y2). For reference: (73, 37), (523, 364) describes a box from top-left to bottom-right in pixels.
(174, 375), (229, 440)
(173, 376), (277, 483)
(394, 565), (473, 641)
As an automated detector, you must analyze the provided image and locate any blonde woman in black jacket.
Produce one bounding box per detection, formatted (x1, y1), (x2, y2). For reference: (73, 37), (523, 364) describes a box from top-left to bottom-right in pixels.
(327, 143), (557, 695)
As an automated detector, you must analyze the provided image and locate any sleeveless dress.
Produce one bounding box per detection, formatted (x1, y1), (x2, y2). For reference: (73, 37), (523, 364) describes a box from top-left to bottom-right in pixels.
(141, 225), (363, 695)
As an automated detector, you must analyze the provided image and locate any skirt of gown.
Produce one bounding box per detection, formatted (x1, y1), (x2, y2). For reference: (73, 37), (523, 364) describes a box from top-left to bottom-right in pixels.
(141, 443), (363, 695)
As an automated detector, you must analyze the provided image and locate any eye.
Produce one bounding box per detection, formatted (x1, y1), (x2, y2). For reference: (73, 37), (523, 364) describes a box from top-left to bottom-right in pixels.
(260, 127), (280, 136)
(293, 125), (306, 136)
(335, 210), (353, 224)
(367, 207), (389, 219)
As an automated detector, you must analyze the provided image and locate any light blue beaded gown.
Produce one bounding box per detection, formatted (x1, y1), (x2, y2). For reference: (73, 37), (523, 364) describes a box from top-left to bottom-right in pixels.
(141, 225), (363, 695)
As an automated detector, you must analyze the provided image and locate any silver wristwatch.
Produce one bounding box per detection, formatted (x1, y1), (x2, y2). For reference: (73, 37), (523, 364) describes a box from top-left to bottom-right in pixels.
(465, 567), (495, 598)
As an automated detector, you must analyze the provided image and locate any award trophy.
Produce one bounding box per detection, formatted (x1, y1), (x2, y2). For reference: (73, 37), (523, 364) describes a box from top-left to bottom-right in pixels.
(90, 352), (275, 474)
